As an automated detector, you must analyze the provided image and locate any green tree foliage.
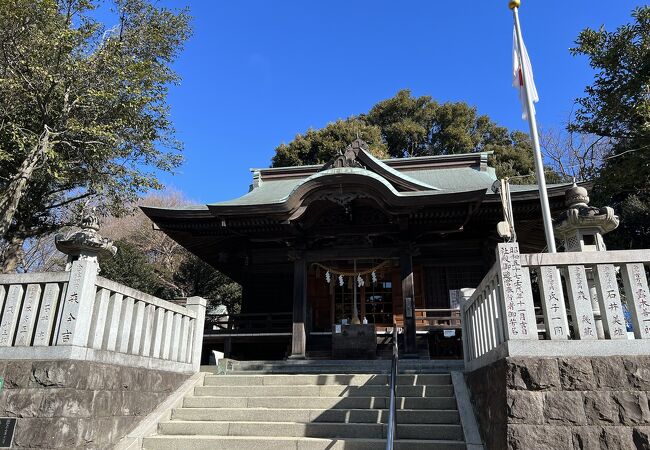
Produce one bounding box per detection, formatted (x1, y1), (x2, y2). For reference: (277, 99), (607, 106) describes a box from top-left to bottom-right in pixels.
(99, 240), (176, 299)
(272, 119), (387, 167)
(100, 241), (242, 313)
(569, 7), (649, 142)
(570, 6), (650, 248)
(271, 90), (552, 184)
(494, 131), (564, 184)
(364, 90), (438, 157)
(175, 255), (242, 314)
(0, 0), (191, 270)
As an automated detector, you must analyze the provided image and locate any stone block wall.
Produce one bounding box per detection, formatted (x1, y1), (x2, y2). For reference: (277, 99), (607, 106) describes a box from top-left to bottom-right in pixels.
(466, 356), (650, 450)
(0, 360), (189, 449)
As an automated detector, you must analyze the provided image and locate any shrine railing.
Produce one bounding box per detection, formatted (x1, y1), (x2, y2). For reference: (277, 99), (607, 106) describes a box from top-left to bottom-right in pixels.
(414, 308), (462, 330)
(0, 259), (206, 373)
(205, 312), (293, 335)
(461, 243), (650, 371)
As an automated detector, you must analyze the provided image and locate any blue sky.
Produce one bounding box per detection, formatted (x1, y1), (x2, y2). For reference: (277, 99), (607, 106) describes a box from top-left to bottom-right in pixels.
(115, 1), (644, 204)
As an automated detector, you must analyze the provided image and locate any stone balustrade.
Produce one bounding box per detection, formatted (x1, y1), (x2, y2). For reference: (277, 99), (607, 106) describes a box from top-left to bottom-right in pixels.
(0, 258), (206, 373)
(462, 242), (650, 371)
(460, 264), (502, 364)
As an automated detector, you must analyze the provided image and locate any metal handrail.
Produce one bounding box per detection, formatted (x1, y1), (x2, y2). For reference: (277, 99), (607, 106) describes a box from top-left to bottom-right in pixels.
(386, 326), (399, 450)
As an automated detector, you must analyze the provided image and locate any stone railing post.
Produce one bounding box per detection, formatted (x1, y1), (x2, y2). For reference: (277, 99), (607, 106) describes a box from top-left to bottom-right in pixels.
(55, 259), (99, 346)
(54, 210), (117, 346)
(185, 296), (207, 371)
(459, 288), (476, 364)
(496, 242), (537, 340)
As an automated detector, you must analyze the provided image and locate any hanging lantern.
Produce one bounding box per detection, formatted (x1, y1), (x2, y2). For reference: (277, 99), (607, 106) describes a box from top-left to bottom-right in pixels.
(338, 275), (344, 287)
(357, 274), (364, 287)
(325, 270), (331, 283)
(371, 271), (377, 283)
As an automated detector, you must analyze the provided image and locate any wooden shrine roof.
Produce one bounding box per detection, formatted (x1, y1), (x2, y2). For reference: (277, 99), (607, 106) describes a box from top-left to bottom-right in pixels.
(142, 139), (572, 221)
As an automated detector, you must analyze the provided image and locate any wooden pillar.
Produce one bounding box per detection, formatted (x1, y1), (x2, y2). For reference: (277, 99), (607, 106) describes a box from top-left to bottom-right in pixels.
(290, 258), (307, 359)
(224, 337), (232, 358)
(400, 251), (417, 357)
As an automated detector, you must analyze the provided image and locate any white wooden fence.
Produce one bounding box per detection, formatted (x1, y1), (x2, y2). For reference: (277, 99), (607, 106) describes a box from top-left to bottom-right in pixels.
(462, 243), (650, 370)
(0, 258), (206, 373)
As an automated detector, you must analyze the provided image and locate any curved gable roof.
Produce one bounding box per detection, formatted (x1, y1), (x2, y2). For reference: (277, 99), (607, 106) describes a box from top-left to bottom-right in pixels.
(317, 139), (439, 192)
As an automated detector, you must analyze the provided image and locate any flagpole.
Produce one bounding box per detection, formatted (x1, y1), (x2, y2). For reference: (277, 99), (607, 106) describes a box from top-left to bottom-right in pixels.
(510, 0), (557, 253)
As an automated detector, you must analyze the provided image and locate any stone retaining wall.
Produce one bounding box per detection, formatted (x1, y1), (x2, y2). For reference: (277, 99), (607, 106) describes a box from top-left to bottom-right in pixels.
(0, 360), (189, 449)
(466, 356), (650, 450)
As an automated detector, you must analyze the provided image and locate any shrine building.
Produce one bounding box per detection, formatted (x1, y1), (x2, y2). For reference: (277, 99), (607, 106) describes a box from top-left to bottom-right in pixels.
(141, 139), (570, 360)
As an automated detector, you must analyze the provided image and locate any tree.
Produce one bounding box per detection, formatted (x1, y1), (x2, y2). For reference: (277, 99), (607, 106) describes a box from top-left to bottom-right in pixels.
(539, 128), (610, 182)
(1, 232), (67, 274)
(100, 191), (242, 311)
(272, 119), (388, 167)
(175, 255), (242, 314)
(101, 191), (189, 292)
(271, 90), (555, 184)
(570, 6), (650, 248)
(364, 89), (438, 157)
(0, 0), (191, 270)
(489, 131), (539, 183)
(569, 7), (649, 143)
(99, 239), (176, 299)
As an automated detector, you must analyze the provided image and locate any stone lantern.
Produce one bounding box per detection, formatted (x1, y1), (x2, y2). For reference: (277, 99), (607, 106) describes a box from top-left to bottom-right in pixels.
(553, 183), (620, 338)
(553, 182), (619, 252)
(55, 210), (117, 271)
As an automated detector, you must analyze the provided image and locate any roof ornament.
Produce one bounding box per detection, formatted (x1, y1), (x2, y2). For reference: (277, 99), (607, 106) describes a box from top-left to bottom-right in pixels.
(55, 208), (117, 270)
(320, 139), (367, 171)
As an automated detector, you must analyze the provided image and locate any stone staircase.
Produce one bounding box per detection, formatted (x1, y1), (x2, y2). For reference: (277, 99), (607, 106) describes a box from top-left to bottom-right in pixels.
(222, 358), (464, 374)
(143, 364), (469, 449)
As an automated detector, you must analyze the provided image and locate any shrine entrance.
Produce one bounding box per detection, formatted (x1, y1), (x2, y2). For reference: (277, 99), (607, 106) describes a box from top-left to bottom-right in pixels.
(308, 259), (397, 332)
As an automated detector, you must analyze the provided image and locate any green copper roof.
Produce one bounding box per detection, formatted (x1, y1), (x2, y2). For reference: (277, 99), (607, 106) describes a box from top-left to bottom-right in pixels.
(211, 178), (301, 207)
(401, 167), (498, 191)
(209, 145), (500, 208)
(211, 166), (486, 208)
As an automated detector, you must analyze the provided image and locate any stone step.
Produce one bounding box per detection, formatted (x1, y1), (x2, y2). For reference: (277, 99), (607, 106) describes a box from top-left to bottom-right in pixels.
(224, 368), (456, 375)
(171, 407), (460, 424)
(221, 359), (457, 366)
(143, 435), (467, 450)
(157, 420), (464, 441)
(205, 360), (464, 374)
(183, 395), (458, 410)
(193, 384), (455, 398)
(203, 373), (451, 386)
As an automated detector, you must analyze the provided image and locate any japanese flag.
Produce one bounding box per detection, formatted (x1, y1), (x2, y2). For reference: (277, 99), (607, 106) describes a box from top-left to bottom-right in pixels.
(513, 27), (538, 120)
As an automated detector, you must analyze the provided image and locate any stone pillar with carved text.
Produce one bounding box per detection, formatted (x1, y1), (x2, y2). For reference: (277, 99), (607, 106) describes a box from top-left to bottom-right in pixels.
(53, 211), (117, 346)
(495, 243), (537, 340)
